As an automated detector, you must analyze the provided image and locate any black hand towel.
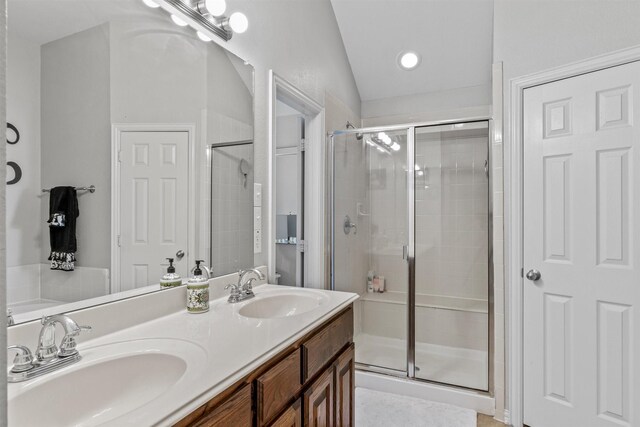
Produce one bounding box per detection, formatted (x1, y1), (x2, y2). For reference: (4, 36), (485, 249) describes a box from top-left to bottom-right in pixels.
(47, 186), (79, 271)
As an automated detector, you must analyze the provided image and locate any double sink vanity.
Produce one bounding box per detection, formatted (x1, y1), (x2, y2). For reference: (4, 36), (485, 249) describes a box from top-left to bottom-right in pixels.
(7, 280), (358, 426)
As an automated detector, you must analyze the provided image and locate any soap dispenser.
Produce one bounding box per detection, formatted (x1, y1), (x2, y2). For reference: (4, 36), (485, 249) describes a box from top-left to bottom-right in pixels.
(187, 260), (211, 313)
(160, 258), (182, 289)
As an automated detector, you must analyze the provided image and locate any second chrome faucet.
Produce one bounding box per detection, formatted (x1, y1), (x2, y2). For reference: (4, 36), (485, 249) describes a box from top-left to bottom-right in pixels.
(225, 268), (266, 303)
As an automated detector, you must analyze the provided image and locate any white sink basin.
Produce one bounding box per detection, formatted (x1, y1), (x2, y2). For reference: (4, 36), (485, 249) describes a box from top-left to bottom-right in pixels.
(8, 339), (206, 427)
(239, 292), (328, 319)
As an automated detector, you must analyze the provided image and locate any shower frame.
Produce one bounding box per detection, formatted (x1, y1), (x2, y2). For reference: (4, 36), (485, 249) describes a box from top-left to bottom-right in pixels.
(327, 116), (495, 396)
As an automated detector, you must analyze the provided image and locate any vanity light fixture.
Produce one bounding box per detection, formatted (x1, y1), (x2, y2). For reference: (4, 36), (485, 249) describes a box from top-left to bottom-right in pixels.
(171, 14), (189, 26)
(157, 0), (249, 41)
(142, 0), (161, 8)
(399, 51), (420, 70)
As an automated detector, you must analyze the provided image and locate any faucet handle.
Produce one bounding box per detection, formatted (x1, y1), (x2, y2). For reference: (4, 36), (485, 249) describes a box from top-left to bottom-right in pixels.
(225, 283), (241, 303)
(58, 324), (90, 357)
(8, 345), (34, 373)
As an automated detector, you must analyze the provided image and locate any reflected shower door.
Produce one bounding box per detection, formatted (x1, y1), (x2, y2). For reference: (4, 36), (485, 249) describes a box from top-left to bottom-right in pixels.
(413, 122), (490, 390)
(331, 128), (410, 374)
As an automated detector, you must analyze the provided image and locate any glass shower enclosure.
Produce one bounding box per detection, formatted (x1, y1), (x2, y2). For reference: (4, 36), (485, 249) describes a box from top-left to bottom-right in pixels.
(329, 121), (491, 391)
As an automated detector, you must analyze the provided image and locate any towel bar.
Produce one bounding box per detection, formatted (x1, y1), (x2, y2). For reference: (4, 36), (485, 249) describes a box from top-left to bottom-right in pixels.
(42, 185), (96, 194)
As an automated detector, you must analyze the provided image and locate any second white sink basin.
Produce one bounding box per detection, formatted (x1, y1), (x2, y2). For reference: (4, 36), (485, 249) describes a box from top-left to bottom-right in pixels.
(8, 339), (206, 427)
(239, 292), (328, 319)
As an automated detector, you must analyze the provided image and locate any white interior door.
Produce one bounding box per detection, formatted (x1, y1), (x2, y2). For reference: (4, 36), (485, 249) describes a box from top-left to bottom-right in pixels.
(119, 131), (189, 290)
(523, 62), (640, 426)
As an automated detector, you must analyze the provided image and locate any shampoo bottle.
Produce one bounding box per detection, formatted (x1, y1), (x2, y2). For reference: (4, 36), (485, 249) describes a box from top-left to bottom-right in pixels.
(160, 258), (182, 289)
(187, 260), (210, 313)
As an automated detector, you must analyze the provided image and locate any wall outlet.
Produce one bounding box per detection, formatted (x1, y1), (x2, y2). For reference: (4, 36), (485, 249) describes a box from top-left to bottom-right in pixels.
(254, 183), (262, 207)
(254, 206), (262, 254)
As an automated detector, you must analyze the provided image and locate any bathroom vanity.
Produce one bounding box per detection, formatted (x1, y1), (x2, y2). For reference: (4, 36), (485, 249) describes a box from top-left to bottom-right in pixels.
(176, 305), (354, 427)
(7, 282), (358, 426)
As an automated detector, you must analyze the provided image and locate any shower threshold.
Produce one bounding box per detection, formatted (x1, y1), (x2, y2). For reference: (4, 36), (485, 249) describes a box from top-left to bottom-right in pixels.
(355, 333), (488, 391)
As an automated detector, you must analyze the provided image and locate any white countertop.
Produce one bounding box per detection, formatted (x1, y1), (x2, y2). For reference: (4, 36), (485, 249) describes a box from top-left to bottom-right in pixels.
(8, 284), (358, 426)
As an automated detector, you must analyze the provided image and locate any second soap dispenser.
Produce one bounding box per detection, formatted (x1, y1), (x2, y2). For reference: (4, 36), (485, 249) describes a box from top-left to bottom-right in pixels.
(187, 260), (211, 313)
(160, 258), (182, 289)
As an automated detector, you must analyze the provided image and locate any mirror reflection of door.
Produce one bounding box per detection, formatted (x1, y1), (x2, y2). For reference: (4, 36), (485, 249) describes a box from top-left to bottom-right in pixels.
(117, 129), (190, 291)
(275, 100), (305, 287)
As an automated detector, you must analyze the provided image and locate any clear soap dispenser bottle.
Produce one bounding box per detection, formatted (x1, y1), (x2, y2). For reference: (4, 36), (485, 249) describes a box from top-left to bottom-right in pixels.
(187, 260), (211, 313)
(160, 258), (182, 289)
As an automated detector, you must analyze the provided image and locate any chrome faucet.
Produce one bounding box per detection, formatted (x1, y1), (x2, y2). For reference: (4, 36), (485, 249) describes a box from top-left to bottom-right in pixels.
(225, 268), (265, 303)
(7, 314), (91, 383)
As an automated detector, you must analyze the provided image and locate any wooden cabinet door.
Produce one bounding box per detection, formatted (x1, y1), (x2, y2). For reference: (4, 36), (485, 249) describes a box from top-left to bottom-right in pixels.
(191, 383), (252, 427)
(303, 367), (334, 427)
(270, 398), (302, 427)
(334, 344), (355, 427)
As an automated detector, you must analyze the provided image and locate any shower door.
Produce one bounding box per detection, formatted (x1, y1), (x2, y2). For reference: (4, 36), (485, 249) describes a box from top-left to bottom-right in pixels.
(330, 128), (411, 374)
(330, 121), (490, 391)
(413, 122), (490, 391)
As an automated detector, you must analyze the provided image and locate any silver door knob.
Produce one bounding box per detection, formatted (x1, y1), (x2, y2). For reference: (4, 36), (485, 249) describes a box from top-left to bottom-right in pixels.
(526, 269), (541, 281)
(176, 250), (185, 260)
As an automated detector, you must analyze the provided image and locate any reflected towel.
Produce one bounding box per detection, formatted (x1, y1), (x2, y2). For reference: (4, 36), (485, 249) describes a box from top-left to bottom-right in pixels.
(47, 186), (79, 271)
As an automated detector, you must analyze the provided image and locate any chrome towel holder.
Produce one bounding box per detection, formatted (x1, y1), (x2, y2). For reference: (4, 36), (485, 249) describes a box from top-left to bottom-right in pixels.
(42, 185), (96, 194)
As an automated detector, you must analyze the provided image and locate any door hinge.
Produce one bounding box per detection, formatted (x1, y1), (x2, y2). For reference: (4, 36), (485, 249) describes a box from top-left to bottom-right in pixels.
(520, 268), (524, 278)
(118, 151), (122, 162)
(117, 235), (121, 247)
(299, 139), (306, 152)
(297, 240), (306, 253)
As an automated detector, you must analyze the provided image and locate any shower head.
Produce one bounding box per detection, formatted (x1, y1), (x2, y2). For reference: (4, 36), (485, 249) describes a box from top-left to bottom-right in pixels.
(346, 121), (363, 140)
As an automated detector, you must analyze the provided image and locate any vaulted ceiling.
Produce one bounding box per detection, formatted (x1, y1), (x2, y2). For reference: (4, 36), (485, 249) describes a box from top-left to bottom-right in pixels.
(330, 0), (494, 102)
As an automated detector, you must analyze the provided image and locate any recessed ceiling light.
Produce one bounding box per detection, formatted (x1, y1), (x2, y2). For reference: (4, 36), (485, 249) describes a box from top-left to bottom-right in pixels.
(399, 51), (420, 70)
(142, 0), (160, 8)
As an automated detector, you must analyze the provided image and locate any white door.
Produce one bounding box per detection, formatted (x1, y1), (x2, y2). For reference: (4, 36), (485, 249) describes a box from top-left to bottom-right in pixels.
(119, 131), (189, 290)
(523, 62), (640, 426)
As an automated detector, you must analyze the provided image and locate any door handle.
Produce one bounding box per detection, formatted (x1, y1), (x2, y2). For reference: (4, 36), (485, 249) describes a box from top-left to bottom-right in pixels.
(176, 250), (185, 260)
(526, 269), (541, 281)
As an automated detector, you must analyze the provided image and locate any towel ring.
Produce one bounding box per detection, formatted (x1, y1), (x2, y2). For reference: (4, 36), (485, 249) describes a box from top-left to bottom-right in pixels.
(7, 123), (19, 145)
(7, 161), (22, 185)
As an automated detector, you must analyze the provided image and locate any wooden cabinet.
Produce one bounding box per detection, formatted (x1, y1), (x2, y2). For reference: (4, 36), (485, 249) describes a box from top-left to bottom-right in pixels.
(304, 367), (334, 427)
(270, 398), (302, 427)
(334, 344), (355, 427)
(176, 305), (354, 427)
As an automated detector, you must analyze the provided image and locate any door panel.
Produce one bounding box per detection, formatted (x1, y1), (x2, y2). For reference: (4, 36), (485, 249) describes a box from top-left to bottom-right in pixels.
(119, 131), (189, 290)
(524, 62), (640, 426)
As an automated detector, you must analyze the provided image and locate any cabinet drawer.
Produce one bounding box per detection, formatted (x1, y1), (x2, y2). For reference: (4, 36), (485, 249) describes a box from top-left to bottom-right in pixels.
(257, 348), (302, 425)
(269, 398), (302, 427)
(193, 383), (252, 427)
(302, 307), (353, 381)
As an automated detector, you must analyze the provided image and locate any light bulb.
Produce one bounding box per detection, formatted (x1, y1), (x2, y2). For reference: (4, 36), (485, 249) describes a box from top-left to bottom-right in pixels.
(171, 15), (188, 26)
(229, 12), (248, 33)
(399, 51), (420, 70)
(142, 0), (160, 8)
(197, 31), (211, 42)
(391, 143), (401, 151)
(204, 0), (226, 17)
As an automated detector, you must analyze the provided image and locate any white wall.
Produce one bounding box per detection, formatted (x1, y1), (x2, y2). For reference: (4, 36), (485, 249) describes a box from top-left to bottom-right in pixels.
(0, 0), (7, 421)
(218, 0), (362, 269)
(6, 34), (41, 268)
(362, 84), (491, 127)
(493, 0), (640, 420)
(40, 24), (111, 268)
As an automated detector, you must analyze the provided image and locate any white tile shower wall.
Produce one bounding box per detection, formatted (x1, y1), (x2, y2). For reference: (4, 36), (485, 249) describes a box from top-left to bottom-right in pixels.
(6, 264), (40, 304)
(360, 300), (486, 351)
(415, 131), (489, 300)
(368, 140), (407, 295)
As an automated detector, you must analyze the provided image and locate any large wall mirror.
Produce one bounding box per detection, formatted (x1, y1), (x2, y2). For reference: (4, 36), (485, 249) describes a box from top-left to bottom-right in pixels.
(7, 0), (255, 324)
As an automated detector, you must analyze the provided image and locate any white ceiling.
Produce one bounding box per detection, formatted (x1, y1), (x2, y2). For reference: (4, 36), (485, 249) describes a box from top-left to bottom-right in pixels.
(330, 0), (494, 102)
